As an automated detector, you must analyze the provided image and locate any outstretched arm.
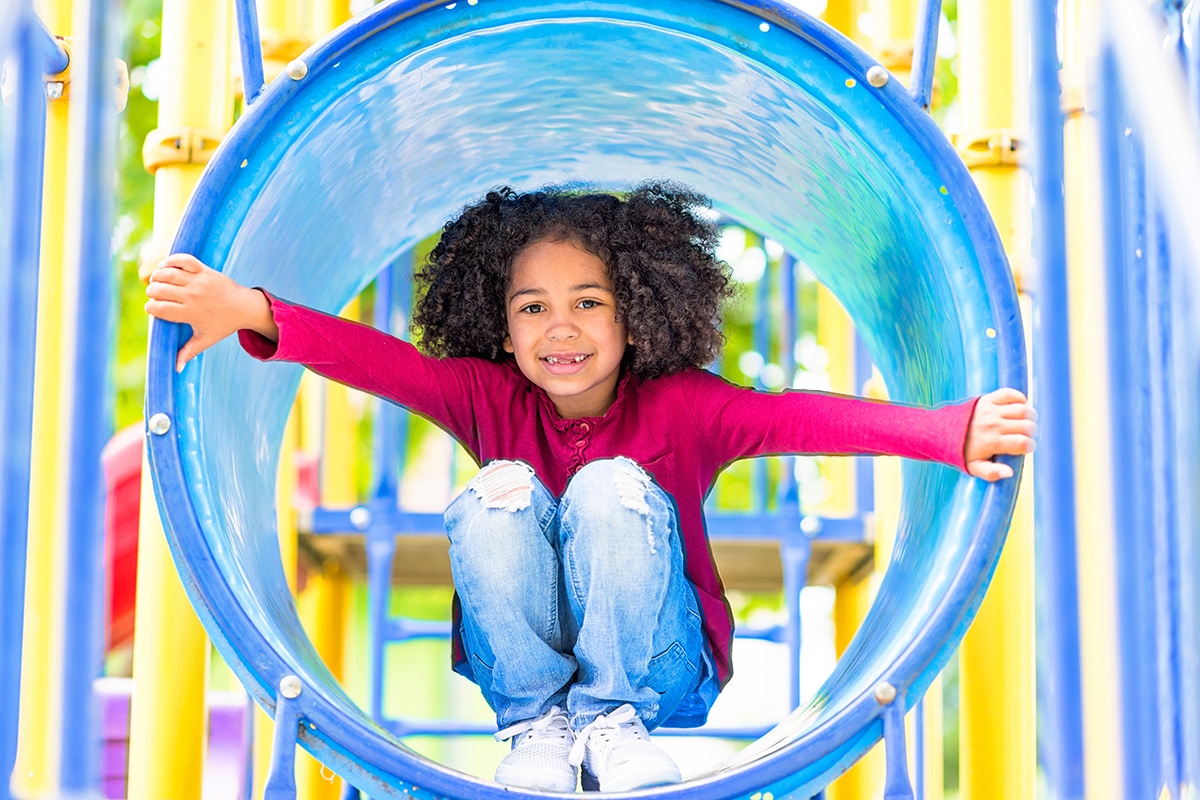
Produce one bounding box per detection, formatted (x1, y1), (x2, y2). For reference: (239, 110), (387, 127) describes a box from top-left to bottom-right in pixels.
(963, 388), (1038, 481)
(145, 253), (279, 372)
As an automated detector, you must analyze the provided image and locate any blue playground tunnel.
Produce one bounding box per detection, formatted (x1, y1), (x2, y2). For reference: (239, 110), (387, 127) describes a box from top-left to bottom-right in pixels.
(142, 1), (1024, 797)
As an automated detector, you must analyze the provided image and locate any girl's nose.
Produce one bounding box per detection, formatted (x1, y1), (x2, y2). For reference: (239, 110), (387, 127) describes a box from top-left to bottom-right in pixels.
(546, 313), (579, 341)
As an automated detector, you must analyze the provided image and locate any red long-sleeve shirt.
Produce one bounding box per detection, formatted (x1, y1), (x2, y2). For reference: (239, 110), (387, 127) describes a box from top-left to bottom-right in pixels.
(240, 296), (977, 687)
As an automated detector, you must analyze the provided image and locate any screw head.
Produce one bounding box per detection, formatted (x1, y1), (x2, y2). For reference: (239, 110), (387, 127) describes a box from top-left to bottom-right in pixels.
(148, 413), (171, 435)
(873, 681), (897, 705)
(286, 60), (308, 81)
(866, 66), (889, 88)
(800, 515), (823, 536)
(280, 675), (303, 699)
(45, 81), (65, 100)
(349, 507), (372, 530)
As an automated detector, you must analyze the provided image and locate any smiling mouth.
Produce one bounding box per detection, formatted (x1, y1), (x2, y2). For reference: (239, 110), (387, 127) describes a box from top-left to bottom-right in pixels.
(543, 354), (590, 364)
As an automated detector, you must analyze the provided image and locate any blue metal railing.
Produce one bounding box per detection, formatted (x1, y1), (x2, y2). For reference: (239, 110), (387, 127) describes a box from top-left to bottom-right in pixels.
(1027, 0), (1085, 794)
(58, 0), (119, 792)
(0, 7), (68, 800)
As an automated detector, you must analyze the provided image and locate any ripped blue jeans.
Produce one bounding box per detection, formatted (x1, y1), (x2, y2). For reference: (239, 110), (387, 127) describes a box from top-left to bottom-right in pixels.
(445, 458), (718, 732)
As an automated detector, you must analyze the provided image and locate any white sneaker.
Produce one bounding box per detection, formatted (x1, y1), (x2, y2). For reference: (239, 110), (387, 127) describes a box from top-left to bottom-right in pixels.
(494, 706), (578, 792)
(568, 704), (681, 792)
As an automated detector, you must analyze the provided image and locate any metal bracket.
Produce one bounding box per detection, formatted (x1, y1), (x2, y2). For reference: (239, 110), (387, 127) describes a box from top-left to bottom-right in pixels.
(264, 675), (305, 800)
(875, 680), (915, 800)
(141, 126), (223, 174)
(955, 129), (1025, 170)
(39, 39), (129, 111)
(42, 37), (72, 101)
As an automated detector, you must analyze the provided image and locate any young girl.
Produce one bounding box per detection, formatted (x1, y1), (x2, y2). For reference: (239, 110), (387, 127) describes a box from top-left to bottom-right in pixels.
(145, 183), (1036, 794)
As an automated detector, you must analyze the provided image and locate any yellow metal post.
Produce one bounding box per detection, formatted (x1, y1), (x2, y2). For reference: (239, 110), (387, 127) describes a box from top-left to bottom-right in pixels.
(822, 0), (864, 45)
(870, 0), (916, 86)
(296, 563), (349, 800)
(955, 0), (1037, 797)
(827, 576), (883, 799)
(13, 1), (75, 795)
(127, 1), (234, 798)
(308, 0), (351, 44)
(1061, 0), (1123, 796)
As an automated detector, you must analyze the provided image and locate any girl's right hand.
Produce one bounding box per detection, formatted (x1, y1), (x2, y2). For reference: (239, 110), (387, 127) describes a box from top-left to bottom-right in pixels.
(145, 253), (279, 372)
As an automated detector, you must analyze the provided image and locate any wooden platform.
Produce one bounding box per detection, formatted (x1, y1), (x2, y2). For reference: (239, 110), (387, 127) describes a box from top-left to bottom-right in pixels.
(298, 532), (873, 591)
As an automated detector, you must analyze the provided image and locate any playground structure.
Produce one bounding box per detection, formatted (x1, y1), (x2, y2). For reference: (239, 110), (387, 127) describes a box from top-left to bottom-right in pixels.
(2, 0), (1199, 799)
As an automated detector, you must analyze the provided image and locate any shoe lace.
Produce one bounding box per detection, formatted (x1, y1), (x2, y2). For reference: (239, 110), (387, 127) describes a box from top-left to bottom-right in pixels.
(568, 703), (642, 767)
(495, 706), (572, 745)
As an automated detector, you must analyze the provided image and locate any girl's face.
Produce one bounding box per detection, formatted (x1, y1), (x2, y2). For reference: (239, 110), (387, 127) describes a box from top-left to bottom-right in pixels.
(503, 238), (631, 419)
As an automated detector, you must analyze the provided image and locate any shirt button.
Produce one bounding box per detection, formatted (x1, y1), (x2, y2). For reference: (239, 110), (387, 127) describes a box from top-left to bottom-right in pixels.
(580, 422), (591, 432)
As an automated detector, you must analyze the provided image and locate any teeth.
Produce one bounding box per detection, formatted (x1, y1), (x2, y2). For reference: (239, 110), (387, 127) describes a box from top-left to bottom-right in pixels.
(545, 355), (587, 364)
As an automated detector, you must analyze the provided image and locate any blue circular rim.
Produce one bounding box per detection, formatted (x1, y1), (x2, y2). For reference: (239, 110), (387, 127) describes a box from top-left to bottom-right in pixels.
(145, 1), (1026, 797)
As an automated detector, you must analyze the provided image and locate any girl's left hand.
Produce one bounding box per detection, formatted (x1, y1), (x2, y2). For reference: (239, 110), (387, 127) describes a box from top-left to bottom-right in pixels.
(964, 388), (1038, 481)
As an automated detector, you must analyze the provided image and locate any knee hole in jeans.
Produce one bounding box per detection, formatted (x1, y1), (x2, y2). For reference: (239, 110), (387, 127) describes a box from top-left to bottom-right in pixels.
(467, 460), (535, 512)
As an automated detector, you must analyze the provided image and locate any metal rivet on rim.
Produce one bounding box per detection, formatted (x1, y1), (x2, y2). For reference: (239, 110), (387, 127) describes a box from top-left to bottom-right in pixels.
(867, 65), (889, 88)
(874, 681), (897, 705)
(349, 507), (372, 530)
(148, 413), (171, 435)
(280, 675), (303, 699)
(286, 59), (308, 80)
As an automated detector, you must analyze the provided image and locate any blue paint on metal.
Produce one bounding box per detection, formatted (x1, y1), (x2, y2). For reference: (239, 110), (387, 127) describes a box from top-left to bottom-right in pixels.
(1189, 1), (1200, 115)
(1, 9), (53, 800)
(234, 0), (266, 106)
(1147, 186), (1183, 794)
(58, 0), (119, 793)
(909, 0), (940, 110)
(782, 533), (812, 710)
(1027, 0), (1085, 795)
(853, 332), (874, 515)
(881, 695), (914, 800)
(1097, 43), (1157, 800)
(144, 1), (1024, 796)
(29, 12), (69, 75)
(264, 690), (303, 800)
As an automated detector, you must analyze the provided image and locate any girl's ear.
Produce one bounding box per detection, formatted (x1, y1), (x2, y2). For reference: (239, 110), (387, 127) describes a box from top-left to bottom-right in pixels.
(627, 331), (634, 345)
(503, 334), (514, 354)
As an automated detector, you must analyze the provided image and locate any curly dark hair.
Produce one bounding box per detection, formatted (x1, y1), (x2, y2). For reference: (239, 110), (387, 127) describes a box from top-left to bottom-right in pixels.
(412, 181), (733, 379)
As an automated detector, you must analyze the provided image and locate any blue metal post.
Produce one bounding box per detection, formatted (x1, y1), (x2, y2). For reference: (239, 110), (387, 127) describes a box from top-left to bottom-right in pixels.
(364, 254), (410, 725)
(752, 235), (770, 513)
(1146, 185), (1183, 795)
(1178, 2), (1200, 787)
(881, 690), (915, 800)
(1096, 42), (1157, 800)
(58, 0), (119, 792)
(1027, 0), (1086, 795)
(1150, 15), (1187, 793)
(909, 0), (941, 110)
(853, 332), (874, 513)
(779, 252), (798, 508)
(264, 688), (303, 800)
(234, 0), (267, 105)
(1, 10), (65, 800)
(1189, 1), (1200, 114)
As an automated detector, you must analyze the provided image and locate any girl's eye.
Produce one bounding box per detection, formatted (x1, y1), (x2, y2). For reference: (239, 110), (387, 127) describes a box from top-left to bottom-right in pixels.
(520, 303), (544, 314)
(578, 299), (599, 309)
